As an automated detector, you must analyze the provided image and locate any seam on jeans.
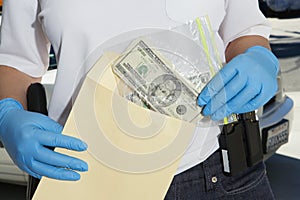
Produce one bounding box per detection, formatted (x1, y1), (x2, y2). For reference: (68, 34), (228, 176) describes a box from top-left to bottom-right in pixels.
(171, 174), (204, 184)
(218, 169), (267, 195)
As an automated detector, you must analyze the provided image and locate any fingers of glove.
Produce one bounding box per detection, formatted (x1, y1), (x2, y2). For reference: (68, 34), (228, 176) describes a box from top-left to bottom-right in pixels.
(16, 158), (41, 179)
(209, 105), (230, 121)
(201, 73), (247, 116)
(209, 85), (262, 120)
(35, 114), (63, 134)
(198, 64), (238, 106)
(236, 78), (278, 113)
(21, 165), (41, 179)
(35, 147), (88, 172)
(36, 130), (88, 151)
(31, 160), (82, 181)
(235, 87), (274, 114)
(16, 154), (42, 179)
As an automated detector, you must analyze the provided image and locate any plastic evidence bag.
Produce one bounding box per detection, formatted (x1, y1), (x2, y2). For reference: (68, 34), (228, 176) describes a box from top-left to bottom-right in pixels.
(109, 17), (226, 125)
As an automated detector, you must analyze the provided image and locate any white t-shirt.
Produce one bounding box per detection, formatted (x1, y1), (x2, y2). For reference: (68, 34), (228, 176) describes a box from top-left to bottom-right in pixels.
(0, 0), (271, 174)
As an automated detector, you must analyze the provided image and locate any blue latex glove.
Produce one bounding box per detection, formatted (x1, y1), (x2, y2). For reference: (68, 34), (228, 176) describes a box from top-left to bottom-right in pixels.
(198, 46), (279, 120)
(0, 98), (88, 180)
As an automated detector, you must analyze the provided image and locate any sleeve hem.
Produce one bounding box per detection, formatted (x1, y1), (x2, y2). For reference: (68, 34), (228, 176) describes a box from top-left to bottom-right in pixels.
(223, 25), (272, 50)
(0, 54), (47, 78)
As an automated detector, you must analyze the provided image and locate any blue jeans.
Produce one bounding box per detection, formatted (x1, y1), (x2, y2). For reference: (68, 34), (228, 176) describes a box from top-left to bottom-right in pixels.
(164, 150), (275, 200)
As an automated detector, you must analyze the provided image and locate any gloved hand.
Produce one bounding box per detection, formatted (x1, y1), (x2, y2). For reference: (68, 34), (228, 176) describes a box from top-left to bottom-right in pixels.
(197, 46), (279, 120)
(0, 98), (88, 180)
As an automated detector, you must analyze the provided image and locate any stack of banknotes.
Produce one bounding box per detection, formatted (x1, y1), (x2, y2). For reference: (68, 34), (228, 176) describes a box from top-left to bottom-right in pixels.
(112, 39), (212, 123)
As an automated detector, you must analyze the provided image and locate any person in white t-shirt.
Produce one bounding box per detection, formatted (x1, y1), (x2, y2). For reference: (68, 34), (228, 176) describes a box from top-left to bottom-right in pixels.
(0, 0), (278, 199)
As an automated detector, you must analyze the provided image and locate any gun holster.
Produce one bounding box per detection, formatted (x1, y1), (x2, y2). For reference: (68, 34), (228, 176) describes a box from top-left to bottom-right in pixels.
(218, 112), (263, 176)
(26, 83), (48, 200)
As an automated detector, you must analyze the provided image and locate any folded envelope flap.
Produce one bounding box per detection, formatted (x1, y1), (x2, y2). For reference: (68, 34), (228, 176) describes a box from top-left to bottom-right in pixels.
(86, 52), (120, 91)
(33, 52), (197, 200)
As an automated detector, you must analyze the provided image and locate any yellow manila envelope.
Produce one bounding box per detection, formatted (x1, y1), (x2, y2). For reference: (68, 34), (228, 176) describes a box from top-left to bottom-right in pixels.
(33, 52), (197, 200)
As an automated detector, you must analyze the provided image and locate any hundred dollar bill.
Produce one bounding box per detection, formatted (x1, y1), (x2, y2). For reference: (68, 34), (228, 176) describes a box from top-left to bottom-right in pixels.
(112, 39), (203, 122)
